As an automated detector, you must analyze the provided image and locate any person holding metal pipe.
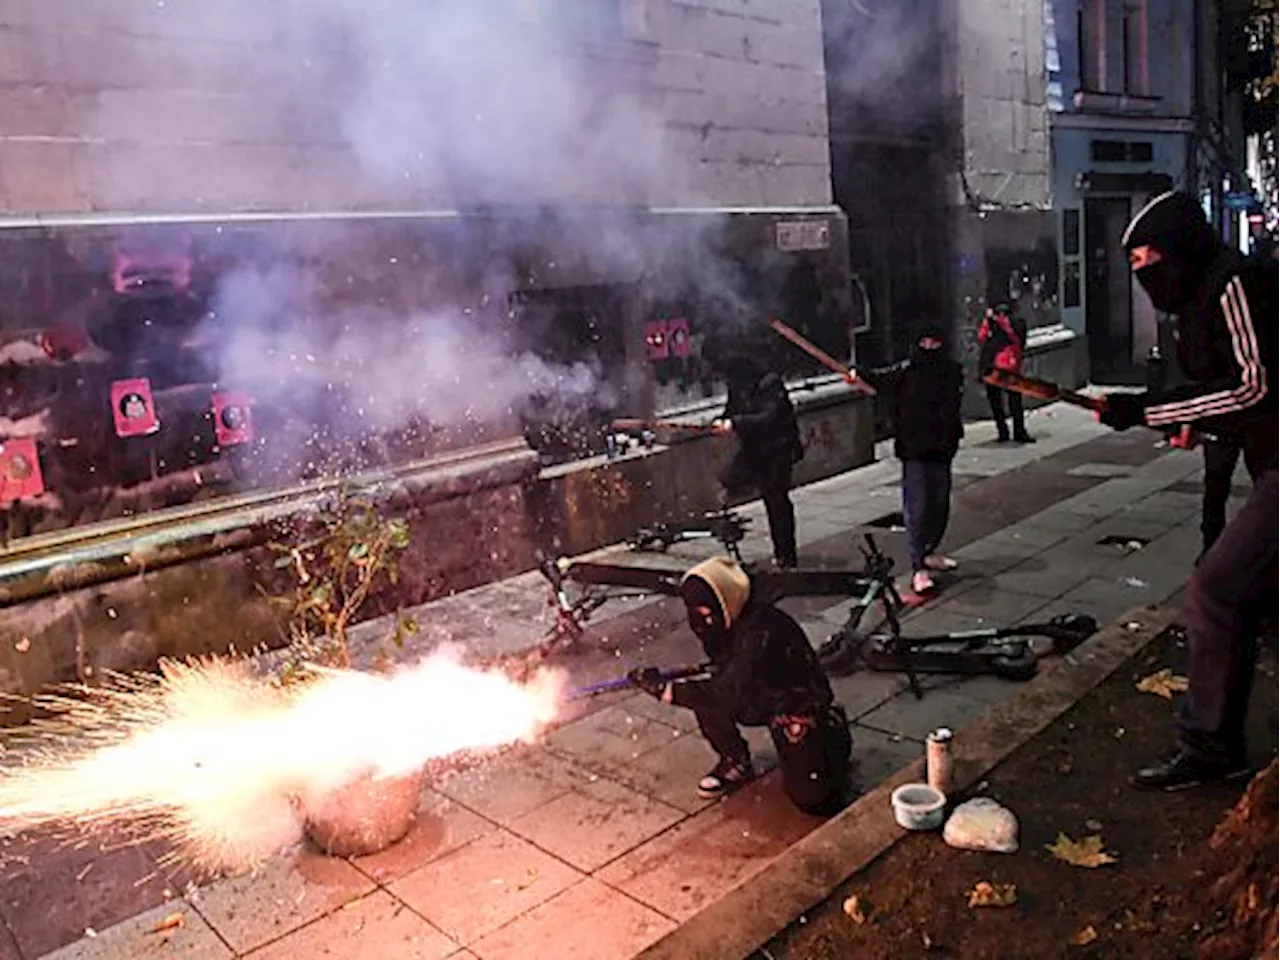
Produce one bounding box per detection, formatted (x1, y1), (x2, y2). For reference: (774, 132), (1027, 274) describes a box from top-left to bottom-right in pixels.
(628, 556), (852, 813)
(711, 354), (804, 570)
(1095, 190), (1277, 792)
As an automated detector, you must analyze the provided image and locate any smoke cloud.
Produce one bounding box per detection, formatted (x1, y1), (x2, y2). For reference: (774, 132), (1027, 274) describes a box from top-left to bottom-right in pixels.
(821, 0), (947, 139)
(93, 0), (764, 473)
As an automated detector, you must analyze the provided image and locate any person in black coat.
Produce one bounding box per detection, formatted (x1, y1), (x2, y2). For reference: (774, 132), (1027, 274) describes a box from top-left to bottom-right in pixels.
(1097, 190), (1277, 791)
(629, 556), (852, 814)
(865, 324), (965, 597)
(713, 355), (804, 568)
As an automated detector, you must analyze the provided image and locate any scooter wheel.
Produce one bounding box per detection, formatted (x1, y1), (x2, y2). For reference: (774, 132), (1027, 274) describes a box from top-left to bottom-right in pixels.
(992, 649), (1039, 681)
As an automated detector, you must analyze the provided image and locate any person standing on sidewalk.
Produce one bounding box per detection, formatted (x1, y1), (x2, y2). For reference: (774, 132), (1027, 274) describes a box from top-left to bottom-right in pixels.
(866, 324), (965, 597)
(978, 303), (1034, 443)
(1095, 190), (1277, 791)
(713, 355), (804, 569)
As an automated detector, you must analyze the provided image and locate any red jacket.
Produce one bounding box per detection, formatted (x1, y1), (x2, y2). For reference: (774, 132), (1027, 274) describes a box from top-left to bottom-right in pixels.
(978, 308), (1024, 373)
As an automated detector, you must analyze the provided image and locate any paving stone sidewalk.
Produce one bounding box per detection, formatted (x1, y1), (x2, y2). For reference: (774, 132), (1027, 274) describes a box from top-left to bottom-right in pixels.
(12, 404), (1239, 960)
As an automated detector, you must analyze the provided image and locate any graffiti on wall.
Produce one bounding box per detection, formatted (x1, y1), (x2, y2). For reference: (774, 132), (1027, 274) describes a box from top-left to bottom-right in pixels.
(985, 238), (1059, 328)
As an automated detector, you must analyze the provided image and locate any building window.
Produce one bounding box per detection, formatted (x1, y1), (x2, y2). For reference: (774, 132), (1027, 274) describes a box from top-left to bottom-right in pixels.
(1064, 260), (1083, 308)
(1077, 0), (1105, 91)
(1063, 209), (1082, 257)
(1062, 209), (1082, 309)
(1125, 0), (1150, 95)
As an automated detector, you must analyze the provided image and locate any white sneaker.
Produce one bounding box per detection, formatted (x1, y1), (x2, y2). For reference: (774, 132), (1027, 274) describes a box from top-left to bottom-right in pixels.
(924, 554), (958, 572)
(910, 570), (936, 594)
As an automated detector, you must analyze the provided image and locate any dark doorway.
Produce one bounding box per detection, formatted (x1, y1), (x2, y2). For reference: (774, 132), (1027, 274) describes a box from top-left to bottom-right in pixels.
(1084, 198), (1141, 384)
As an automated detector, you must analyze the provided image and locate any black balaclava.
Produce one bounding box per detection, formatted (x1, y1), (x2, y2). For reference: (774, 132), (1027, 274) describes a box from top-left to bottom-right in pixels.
(679, 557), (751, 663)
(910, 322), (947, 363)
(1122, 191), (1222, 313)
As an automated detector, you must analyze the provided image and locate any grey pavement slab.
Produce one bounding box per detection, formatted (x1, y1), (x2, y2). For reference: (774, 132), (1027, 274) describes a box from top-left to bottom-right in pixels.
(856, 673), (1030, 742)
(39, 902), (232, 960)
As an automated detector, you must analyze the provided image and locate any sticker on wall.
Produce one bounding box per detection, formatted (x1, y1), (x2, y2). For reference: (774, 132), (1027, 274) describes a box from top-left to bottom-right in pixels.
(668, 318), (691, 357)
(212, 391), (254, 447)
(644, 321), (670, 361)
(111, 378), (160, 438)
(0, 438), (46, 504)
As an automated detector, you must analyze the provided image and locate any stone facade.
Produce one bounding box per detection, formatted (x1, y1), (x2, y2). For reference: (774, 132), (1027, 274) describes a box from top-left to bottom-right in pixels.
(0, 0), (833, 215)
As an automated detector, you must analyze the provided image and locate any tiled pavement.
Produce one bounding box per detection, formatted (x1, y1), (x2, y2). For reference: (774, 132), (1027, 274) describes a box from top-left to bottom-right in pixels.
(11, 404), (1234, 960)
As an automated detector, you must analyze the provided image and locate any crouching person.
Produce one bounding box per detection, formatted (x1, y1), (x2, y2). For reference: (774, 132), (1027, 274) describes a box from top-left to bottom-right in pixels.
(628, 557), (852, 815)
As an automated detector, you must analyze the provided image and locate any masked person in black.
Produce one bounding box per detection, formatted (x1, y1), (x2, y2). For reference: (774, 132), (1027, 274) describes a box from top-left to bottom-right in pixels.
(1096, 190), (1277, 791)
(891, 324), (965, 597)
(713, 356), (804, 569)
(628, 557), (852, 814)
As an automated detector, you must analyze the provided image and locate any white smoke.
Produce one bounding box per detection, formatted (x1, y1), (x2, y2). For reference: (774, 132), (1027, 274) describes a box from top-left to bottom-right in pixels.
(80, 0), (784, 471)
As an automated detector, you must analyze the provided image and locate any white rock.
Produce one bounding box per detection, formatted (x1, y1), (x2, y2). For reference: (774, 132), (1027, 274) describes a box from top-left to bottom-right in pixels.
(943, 797), (1020, 854)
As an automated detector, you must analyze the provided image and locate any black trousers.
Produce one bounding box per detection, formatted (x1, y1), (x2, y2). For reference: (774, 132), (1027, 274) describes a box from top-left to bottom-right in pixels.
(1178, 467), (1278, 762)
(693, 701), (853, 815)
(721, 452), (797, 566)
(1200, 437), (1251, 555)
(985, 384), (1027, 439)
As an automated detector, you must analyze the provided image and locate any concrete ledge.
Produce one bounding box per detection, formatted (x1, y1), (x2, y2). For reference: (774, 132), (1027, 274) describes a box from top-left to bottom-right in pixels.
(636, 602), (1183, 960)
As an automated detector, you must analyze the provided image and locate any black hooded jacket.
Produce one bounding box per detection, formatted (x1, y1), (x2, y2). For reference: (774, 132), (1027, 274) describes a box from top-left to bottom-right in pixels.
(721, 362), (803, 465)
(669, 600), (834, 723)
(1123, 191), (1278, 467)
(864, 339), (965, 461)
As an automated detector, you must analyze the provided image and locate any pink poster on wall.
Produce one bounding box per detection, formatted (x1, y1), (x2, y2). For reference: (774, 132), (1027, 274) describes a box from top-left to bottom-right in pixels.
(0, 438), (46, 504)
(212, 391), (254, 447)
(110, 378), (160, 438)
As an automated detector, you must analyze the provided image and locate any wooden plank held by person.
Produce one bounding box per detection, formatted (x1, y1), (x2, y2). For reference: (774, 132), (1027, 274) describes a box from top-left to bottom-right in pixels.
(767, 318), (877, 397)
(981, 369), (1105, 413)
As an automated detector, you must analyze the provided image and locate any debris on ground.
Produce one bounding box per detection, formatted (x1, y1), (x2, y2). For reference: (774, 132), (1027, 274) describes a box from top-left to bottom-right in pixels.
(943, 797), (1020, 853)
(1045, 833), (1118, 868)
(842, 894), (869, 924)
(1073, 924), (1099, 946)
(1136, 667), (1190, 699)
(149, 912), (185, 935)
(1196, 758), (1278, 960)
(967, 881), (1018, 908)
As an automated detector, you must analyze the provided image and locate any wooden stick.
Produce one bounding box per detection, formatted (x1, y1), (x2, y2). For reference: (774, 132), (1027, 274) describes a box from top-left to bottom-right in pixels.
(768, 318), (876, 396)
(982, 370), (1105, 413)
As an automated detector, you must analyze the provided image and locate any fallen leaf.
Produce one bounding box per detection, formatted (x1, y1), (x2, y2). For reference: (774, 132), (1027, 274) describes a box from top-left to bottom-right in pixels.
(967, 881), (1018, 908)
(1046, 833), (1118, 868)
(150, 913), (184, 935)
(1073, 924), (1098, 945)
(1136, 668), (1190, 700)
(842, 894), (869, 924)
(515, 868), (539, 891)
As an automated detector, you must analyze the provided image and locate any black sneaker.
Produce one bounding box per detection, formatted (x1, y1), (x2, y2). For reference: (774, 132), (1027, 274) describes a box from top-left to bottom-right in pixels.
(697, 758), (755, 799)
(1130, 748), (1251, 792)
(1012, 433), (1036, 444)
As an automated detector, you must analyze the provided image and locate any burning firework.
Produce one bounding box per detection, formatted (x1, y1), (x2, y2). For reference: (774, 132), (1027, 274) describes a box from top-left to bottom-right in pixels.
(0, 649), (565, 875)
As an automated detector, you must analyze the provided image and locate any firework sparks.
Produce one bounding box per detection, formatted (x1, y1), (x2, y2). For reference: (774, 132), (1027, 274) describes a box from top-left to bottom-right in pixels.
(0, 649), (565, 874)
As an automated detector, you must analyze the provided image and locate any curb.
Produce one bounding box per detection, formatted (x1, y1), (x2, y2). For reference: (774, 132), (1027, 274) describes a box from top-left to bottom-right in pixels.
(634, 602), (1183, 960)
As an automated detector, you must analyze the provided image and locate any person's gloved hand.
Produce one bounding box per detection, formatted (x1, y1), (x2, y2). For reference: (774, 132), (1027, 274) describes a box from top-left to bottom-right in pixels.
(1097, 392), (1148, 431)
(627, 666), (667, 699)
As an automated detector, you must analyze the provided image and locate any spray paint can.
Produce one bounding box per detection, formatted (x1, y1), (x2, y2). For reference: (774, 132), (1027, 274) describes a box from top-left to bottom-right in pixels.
(926, 727), (954, 796)
(604, 431), (618, 459)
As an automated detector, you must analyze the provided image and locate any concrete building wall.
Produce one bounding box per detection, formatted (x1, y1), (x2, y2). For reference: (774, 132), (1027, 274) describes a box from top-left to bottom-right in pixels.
(951, 0), (1052, 209)
(0, 0), (832, 216)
